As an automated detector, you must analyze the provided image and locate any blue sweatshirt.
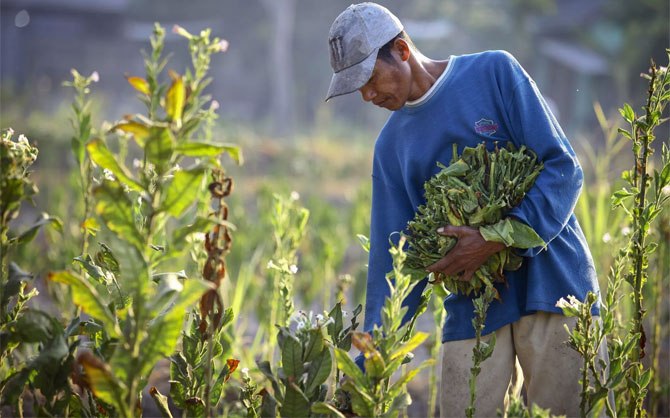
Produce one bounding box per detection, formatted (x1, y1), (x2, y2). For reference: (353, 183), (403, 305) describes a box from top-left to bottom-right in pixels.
(366, 50), (600, 342)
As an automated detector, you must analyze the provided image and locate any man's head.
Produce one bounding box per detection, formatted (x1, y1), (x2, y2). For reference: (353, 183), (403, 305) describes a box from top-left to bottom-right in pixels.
(325, 3), (405, 103)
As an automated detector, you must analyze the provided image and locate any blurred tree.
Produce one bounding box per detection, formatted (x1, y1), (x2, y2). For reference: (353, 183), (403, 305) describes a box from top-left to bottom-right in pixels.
(600, 0), (669, 106)
(261, 0), (296, 139)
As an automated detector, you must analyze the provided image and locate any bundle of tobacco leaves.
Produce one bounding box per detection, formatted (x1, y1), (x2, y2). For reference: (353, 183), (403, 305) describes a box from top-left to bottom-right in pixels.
(404, 142), (546, 296)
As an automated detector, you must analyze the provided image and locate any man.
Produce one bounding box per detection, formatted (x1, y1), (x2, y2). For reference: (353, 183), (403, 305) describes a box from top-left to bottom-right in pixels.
(325, 3), (607, 417)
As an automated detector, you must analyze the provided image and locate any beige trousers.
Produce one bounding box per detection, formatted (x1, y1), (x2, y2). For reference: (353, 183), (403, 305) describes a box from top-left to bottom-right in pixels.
(439, 312), (607, 418)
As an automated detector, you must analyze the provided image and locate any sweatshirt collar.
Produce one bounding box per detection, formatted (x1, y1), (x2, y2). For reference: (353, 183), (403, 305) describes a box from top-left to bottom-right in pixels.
(404, 55), (456, 109)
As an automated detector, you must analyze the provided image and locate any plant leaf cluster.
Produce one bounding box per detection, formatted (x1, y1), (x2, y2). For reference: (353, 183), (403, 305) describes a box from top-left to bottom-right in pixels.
(405, 142), (545, 295)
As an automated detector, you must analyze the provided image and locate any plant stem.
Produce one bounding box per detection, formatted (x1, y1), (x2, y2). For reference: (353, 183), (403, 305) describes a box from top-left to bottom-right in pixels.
(466, 286), (495, 418)
(204, 318), (215, 417)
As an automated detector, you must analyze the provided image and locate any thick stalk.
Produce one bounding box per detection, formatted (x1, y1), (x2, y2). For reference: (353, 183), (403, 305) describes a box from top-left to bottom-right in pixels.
(631, 72), (655, 364)
(580, 312), (592, 417)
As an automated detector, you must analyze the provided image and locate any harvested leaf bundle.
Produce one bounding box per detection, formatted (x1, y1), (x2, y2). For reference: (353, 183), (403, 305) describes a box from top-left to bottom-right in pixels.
(404, 142), (546, 296)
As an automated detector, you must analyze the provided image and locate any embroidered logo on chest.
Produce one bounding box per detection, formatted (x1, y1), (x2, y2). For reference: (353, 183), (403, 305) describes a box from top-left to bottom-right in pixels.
(474, 118), (499, 136)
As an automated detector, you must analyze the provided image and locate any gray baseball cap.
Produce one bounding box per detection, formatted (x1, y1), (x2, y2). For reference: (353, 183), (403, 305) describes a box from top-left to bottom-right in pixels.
(325, 2), (403, 101)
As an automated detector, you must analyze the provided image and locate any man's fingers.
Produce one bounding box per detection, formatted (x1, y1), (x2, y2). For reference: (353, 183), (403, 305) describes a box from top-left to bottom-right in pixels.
(436, 225), (461, 237)
(426, 256), (450, 273)
(458, 269), (475, 282)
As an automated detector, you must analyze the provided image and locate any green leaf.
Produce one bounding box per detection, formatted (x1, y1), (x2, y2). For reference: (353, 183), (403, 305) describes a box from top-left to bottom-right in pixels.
(311, 402), (346, 418)
(48, 271), (118, 337)
(94, 181), (145, 253)
(480, 219), (515, 246)
(305, 349), (333, 395)
(363, 350), (386, 379)
(389, 332), (429, 361)
(659, 160), (670, 188)
(303, 328), (326, 363)
(341, 378), (375, 417)
(79, 352), (129, 417)
(15, 214), (62, 245)
(388, 392), (412, 415)
(160, 168), (205, 217)
(138, 279), (213, 379)
(86, 138), (144, 192)
(0, 369), (32, 407)
(8, 309), (55, 343)
(260, 390), (278, 418)
(333, 348), (366, 384)
(281, 332), (304, 379)
(280, 383), (310, 418)
(507, 219), (546, 249)
(175, 142), (243, 164)
(619, 103), (635, 123)
(210, 359), (239, 406)
(146, 128), (175, 173)
(257, 361), (282, 400)
(169, 378), (186, 407)
(639, 368), (653, 389)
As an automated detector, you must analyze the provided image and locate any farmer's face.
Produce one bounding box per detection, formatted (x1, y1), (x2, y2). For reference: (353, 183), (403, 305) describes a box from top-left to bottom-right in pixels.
(358, 46), (411, 111)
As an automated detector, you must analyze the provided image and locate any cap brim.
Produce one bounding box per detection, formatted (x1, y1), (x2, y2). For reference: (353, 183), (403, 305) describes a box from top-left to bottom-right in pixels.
(325, 50), (378, 101)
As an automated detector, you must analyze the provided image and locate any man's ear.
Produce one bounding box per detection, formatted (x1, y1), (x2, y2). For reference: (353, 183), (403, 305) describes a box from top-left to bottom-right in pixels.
(394, 39), (411, 62)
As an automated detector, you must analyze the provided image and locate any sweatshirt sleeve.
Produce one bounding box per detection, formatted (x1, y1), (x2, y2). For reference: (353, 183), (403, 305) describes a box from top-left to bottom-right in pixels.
(503, 57), (584, 257)
(364, 175), (428, 333)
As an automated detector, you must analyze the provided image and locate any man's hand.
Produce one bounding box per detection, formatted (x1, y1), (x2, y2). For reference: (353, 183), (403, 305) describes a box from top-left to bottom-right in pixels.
(426, 225), (506, 281)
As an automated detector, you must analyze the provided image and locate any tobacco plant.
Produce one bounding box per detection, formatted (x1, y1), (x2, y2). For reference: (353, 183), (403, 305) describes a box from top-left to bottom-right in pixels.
(331, 236), (433, 418)
(466, 285), (498, 418)
(0, 130), (70, 416)
(47, 23), (240, 417)
(167, 168), (239, 418)
(612, 53), (669, 418)
(559, 52), (670, 418)
(63, 69), (99, 258)
(256, 311), (335, 417)
(265, 192), (310, 360)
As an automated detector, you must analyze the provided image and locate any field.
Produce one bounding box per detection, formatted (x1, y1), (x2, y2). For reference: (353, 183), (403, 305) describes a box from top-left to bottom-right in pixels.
(1, 25), (669, 418)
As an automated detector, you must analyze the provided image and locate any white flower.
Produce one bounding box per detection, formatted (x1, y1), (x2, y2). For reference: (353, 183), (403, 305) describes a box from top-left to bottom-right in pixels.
(173, 163), (182, 172)
(342, 310), (349, 318)
(622, 226), (631, 236)
(602, 233), (612, 243)
(210, 100), (220, 111)
(241, 367), (250, 379)
(90, 71), (99, 82)
(103, 168), (116, 181)
(290, 191), (300, 201)
(214, 39), (229, 52)
(289, 264), (298, 274)
(7, 128), (15, 137)
(133, 158), (142, 168)
(296, 322), (306, 330)
(555, 295), (581, 310)
(316, 314), (324, 322)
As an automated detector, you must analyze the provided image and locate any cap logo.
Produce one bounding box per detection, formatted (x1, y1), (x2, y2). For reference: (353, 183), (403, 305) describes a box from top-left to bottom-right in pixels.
(329, 36), (344, 67)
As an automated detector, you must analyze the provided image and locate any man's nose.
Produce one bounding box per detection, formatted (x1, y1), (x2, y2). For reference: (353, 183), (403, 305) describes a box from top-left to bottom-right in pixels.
(360, 86), (376, 102)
